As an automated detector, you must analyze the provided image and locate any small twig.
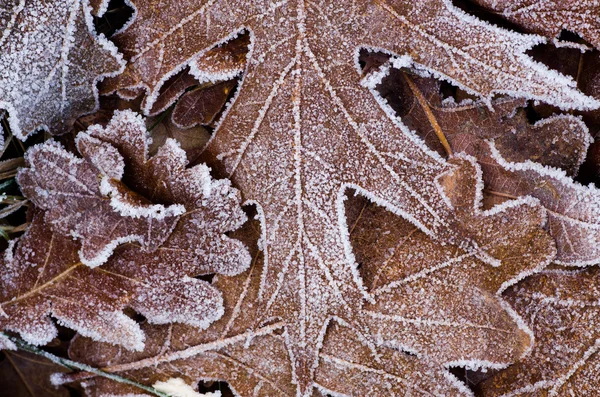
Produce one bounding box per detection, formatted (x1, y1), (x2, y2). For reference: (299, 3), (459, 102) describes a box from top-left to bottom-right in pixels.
(147, 104), (176, 131)
(403, 74), (453, 157)
(1, 333), (170, 397)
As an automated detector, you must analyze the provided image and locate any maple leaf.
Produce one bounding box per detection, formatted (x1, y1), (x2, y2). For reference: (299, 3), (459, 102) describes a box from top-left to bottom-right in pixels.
(375, 68), (600, 266)
(479, 267), (600, 397)
(94, 1), (589, 392)
(63, 195), (553, 396)
(1, 110), (250, 349)
(0, 0), (125, 140)
(473, 0), (600, 49)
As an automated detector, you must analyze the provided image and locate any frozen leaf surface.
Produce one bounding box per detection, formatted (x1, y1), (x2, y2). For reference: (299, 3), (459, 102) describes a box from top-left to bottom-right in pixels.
(0, 0), (125, 139)
(1, 110), (250, 349)
(380, 70), (600, 266)
(66, 203), (553, 397)
(480, 268), (600, 397)
(94, 1), (585, 392)
(473, 0), (600, 49)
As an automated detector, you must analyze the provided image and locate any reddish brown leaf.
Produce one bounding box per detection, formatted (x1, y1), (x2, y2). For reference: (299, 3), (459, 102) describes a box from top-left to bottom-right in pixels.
(64, 195), (551, 396)
(0, 350), (71, 397)
(92, 2), (588, 393)
(374, 68), (600, 267)
(147, 114), (211, 163)
(171, 80), (237, 129)
(480, 268), (600, 397)
(473, 0), (600, 49)
(1, 111), (250, 349)
(0, 0), (124, 139)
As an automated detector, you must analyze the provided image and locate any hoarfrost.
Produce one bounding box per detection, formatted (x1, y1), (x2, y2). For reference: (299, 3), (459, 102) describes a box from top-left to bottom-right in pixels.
(99, 0), (580, 394)
(1, 111), (250, 349)
(0, 0), (124, 139)
(153, 378), (220, 397)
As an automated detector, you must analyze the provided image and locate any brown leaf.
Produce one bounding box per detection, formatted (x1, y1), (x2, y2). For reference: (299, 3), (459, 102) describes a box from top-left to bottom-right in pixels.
(18, 112), (185, 267)
(0, 350), (71, 397)
(378, 68), (600, 267)
(1, 110), (250, 349)
(65, 195), (550, 396)
(473, 0), (600, 49)
(147, 69), (200, 116)
(171, 80), (237, 129)
(146, 114), (211, 163)
(94, 2), (580, 393)
(0, 0), (124, 139)
(480, 268), (600, 397)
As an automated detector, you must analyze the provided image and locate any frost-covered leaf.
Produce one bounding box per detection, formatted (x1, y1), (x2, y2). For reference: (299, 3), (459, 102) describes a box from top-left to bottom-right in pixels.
(0, 350), (70, 397)
(91, 1), (580, 393)
(0, 0), (125, 140)
(473, 0), (600, 49)
(1, 110), (250, 349)
(65, 199), (553, 396)
(380, 69), (600, 266)
(17, 111), (187, 267)
(480, 268), (600, 397)
(106, 1), (599, 111)
(102, 33), (249, 118)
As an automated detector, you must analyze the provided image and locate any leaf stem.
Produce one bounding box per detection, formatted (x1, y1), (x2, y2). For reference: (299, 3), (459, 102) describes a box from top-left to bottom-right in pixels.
(1, 333), (170, 397)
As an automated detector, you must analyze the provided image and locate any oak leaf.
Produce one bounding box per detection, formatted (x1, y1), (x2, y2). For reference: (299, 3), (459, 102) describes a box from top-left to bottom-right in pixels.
(377, 69), (600, 266)
(102, 34), (248, 119)
(1, 110), (250, 350)
(480, 268), (600, 397)
(95, 1), (590, 392)
(0, 0), (125, 140)
(64, 192), (553, 396)
(473, 0), (600, 49)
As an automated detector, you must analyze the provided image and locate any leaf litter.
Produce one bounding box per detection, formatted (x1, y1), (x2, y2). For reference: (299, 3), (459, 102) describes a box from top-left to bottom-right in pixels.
(1, 0), (600, 396)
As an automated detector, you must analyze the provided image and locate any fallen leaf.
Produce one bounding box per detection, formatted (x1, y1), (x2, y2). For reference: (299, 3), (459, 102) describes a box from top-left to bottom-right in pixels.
(480, 267), (600, 397)
(147, 114), (211, 163)
(0, 350), (71, 397)
(96, 2), (585, 392)
(65, 191), (553, 396)
(1, 110), (250, 349)
(0, 0), (124, 139)
(376, 68), (600, 266)
(171, 80), (237, 129)
(473, 0), (600, 49)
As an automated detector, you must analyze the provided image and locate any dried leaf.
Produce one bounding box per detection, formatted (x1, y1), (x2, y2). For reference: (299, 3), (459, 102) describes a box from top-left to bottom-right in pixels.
(92, 2), (583, 393)
(147, 114), (211, 163)
(1, 110), (250, 349)
(473, 0), (600, 49)
(103, 34), (249, 118)
(480, 268), (600, 397)
(66, 193), (553, 396)
(381, 70), (600, 266)
(171, 80), (237, 129)
(148, 69), (200, 116)
(0, 0), (125, 139)
(18, 111), (186, 267)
